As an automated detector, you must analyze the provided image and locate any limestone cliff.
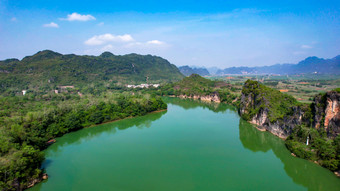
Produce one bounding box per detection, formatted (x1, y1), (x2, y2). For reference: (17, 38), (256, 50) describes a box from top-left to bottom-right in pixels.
(238, 80), (305, 138)
(177, 92), (221, 103)
(313, 90), (340, 137)
(239, 80), (340, 139)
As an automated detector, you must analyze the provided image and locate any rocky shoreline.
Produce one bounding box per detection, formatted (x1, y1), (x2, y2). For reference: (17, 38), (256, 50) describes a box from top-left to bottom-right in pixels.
(171, 93), (221, 103)
(26, 173), (48, 189)
(238, 80), (340, 175)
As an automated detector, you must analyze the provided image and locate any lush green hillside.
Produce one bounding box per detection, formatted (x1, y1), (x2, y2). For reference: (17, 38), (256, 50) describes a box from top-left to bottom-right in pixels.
(173, 73), (216, 94)
(240, 80), (303, 123)
(0, 50), (184, 95)
(149, 74), (239, 104)
(0, 92), (167, 190)
(239, 80), (340, 172)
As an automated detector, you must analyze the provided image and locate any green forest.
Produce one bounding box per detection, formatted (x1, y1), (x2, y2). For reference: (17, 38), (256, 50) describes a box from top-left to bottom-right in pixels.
(137, 74), (240, 105)
(0, 92), (166, 190)
(0, 50), (184, 96)
(0, 53), (340, 190)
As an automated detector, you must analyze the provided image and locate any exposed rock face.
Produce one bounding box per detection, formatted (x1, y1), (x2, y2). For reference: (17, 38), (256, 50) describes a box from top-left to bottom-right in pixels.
(262, 106), (303, 138)
(239, 80), (340, 139)
(177, 93), (221, 103)
(16, 173), (48, 190)
(200, 94), (221, 102)
(313, 93), (325, 129)
(313, 91), (340, 137)
(240, 91), (303, 138)
(42, 173), (48, 180)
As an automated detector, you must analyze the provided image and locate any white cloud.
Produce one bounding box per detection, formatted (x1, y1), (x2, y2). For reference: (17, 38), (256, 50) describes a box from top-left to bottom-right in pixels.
(125, 40), (167, 48)
(301, 45), (312, 49)
(61, 13), (95, 21)
(43, 22), (59, 28)
(146, 40), (165, 45)
(11, 17), (17, 22)
(98, 22), (104, 26)
(84, 33), (134, 45)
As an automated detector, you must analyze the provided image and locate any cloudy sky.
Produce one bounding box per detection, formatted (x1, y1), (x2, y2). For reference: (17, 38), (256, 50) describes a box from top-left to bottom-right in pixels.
(0, 0), (339, 68)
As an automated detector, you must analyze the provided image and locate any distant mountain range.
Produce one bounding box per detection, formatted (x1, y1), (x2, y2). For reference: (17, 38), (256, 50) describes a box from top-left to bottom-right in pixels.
(0, 50), (184, 93)
(216, 55), (340, 75)
(178, 65), (210, 76)
(178, 55), (340, 76)
(178, 66), (210, 76)
(206, 67), (220, 75)
(1, 51), (339, 95)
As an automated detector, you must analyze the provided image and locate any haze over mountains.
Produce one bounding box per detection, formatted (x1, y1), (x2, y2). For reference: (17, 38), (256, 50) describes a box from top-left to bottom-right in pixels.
(216, 55), (340, 75)
(178, 66), (210, 76)
(179, 55), (340, 76)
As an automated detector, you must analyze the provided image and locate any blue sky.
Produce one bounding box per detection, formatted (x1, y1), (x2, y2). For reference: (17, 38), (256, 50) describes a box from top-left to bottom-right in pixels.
(0, 0), (340, 68)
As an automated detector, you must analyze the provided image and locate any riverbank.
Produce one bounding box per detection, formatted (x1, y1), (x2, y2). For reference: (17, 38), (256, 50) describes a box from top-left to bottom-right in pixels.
(85, 109), (168, 128)
(25, 107), (168, 189)
(168, 94), (221, 103)
(171, 94), (340, 177)
(0, 93), (168, 190)
(28, 98), (340, 191)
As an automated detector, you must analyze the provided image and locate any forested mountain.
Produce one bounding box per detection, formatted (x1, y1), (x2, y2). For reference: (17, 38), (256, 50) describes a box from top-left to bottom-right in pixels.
(216, 55), (340, 75)
(178, 65), (210, 76)
(0, 50), (184, 94)
(156, 74), (238, 104)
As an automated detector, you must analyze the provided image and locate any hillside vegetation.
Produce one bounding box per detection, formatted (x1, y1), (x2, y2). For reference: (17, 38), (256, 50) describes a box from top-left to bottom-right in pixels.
(239, 80), (340, 172)
(240, 80), (303, 123)
(0, 50), (184, 95)
(147, 74), (239, 104)
(0, 92), (167, 190)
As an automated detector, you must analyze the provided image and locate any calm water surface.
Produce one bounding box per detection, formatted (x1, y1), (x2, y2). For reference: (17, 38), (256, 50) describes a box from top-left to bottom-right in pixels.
(30, 98), (340, 191)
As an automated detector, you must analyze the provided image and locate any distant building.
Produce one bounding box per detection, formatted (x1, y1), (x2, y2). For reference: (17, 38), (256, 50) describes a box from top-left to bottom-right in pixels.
(126, 84), (160, 88)
(22, 90), (27, 95)
(54, 90), (59, 94)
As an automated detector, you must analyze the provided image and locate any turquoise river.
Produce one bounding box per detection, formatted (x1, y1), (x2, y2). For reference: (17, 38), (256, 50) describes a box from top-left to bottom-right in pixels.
(30, 98), (340, 191)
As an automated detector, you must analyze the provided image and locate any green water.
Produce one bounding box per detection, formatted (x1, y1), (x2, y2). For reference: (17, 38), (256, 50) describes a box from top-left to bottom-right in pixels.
(30, 98), (340, 191)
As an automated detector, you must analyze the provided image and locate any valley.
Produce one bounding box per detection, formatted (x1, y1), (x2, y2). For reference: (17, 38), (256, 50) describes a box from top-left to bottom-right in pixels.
(0, 51), (339, 190)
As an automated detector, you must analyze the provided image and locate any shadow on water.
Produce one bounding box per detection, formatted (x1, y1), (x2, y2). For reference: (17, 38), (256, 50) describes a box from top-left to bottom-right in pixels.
(41, 159), (53, 169)
(239, 119), (340, 191)
(45, 110), (167, 155)
(163, 97), (237, 113)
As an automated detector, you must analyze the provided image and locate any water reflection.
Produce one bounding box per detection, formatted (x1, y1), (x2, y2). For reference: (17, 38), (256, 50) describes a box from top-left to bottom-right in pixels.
(163, 97), (236, 113)
(46, 110), (167, 155)
(239, 119), (340, 191)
